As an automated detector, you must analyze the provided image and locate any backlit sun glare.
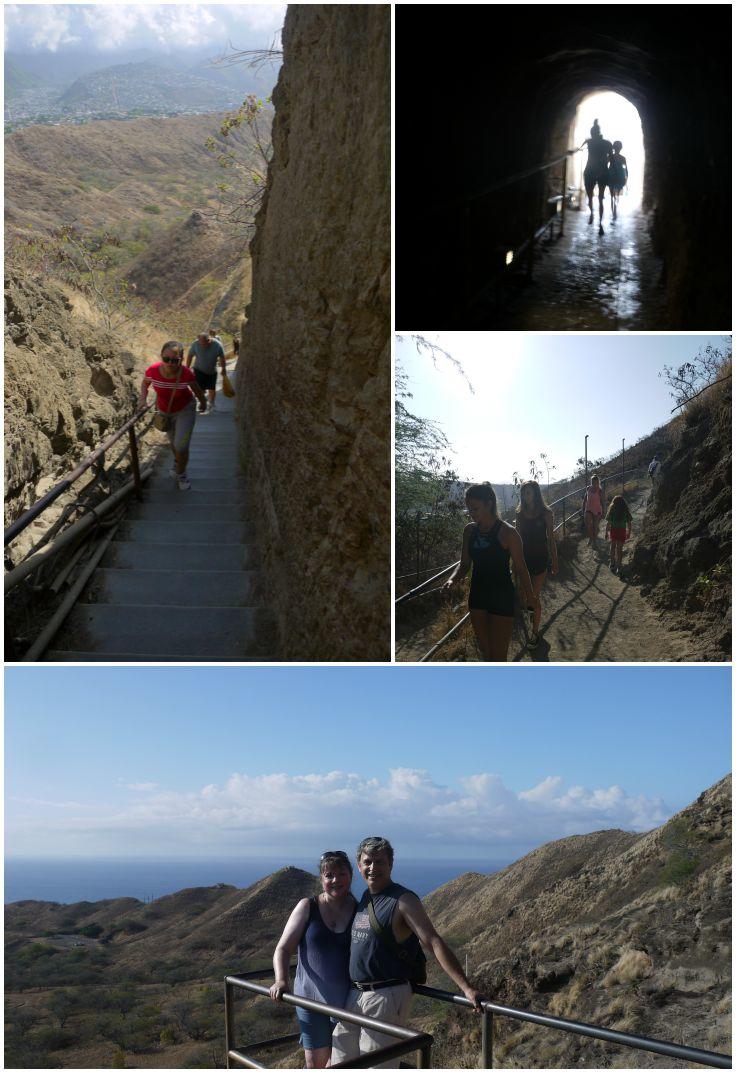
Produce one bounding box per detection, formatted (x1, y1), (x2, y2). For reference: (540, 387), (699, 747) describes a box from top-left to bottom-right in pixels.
(571, 91), (645, 206)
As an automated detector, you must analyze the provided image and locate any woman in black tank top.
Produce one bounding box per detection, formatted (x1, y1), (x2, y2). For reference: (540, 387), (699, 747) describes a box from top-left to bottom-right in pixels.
(515, 481), (558, 650)
(444, 482), (538, 661)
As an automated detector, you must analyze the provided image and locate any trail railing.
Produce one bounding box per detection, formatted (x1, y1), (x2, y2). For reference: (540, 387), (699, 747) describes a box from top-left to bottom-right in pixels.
(463, 147), (582, 321)
(224, 970), (730, 1069)
(224, 970), (433, 1069)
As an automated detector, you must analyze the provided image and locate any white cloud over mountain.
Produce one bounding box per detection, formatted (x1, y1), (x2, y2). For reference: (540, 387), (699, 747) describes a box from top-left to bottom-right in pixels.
(5, 4), (285, 53)
(7, 769), (672, 857)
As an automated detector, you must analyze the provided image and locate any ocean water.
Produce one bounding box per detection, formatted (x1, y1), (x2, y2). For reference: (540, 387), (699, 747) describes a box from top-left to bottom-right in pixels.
(5, 856), (507, 906)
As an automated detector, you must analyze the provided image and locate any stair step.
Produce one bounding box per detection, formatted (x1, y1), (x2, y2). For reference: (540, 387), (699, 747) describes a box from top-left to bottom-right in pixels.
(148, 476), (246, 492)
(86, 568), (259, 607)
(128, 501), (245, 522)
(53, 604), (265, 658)
(102, 541), (257, 570)
(44, 652), (267, 663)
(118, 519), (251, 544)
(140, 489), (248, 506)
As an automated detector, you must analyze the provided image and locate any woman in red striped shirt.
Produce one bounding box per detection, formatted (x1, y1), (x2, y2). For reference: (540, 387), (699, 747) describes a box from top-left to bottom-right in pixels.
(139, 340), (207, 491)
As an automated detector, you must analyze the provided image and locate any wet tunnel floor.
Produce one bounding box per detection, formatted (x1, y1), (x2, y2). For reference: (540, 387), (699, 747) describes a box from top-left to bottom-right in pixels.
(480, 205), (669, 330)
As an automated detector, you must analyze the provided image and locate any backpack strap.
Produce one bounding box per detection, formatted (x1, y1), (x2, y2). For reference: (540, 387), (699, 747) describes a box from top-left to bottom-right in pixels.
(366, 894), (413, 966)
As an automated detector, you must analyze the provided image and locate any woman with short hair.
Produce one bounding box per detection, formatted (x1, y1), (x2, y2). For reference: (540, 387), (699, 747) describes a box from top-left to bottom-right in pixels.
(270, 851), (356, 1069)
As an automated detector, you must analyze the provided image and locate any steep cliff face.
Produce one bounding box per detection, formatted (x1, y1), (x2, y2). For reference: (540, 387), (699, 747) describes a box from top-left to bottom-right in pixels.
(238, 5), (390, 660)
(4, 272), (143, 530)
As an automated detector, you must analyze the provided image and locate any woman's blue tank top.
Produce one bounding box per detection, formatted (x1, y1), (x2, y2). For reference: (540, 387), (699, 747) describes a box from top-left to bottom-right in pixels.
(293, 896), (353, 1007)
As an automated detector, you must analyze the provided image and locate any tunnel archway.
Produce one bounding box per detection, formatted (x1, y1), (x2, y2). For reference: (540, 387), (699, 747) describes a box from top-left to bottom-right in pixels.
(570, 91), (645, 206)
(396, 7), (731, 328)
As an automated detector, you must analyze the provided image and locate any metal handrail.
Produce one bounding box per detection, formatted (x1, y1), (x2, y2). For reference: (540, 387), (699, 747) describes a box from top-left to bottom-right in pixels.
(467, 148), (581, 203)
(413, 984), (731, 1068)
(224, 971), (432, 1069)
(4, 403), (153, 548)
(223, 969), (730, 1069)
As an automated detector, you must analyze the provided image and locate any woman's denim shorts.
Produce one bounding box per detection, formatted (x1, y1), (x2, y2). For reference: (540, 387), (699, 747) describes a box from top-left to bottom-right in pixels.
(295, 1006), (335, 1050)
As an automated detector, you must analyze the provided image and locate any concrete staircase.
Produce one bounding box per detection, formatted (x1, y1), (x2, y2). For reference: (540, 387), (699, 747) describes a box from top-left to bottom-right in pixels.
(46, 379), (271, 661)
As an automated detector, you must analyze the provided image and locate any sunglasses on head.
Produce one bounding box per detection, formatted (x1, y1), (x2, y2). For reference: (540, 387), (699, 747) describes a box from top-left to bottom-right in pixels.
(320, 850), (349, 861)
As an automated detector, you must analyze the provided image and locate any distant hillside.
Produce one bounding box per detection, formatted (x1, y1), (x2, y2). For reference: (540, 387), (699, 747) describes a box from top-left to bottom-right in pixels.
(5, 779), (731, 1068)
(4, 59), (44, 100)
(58, 61), (241, 114)
(5, 867), (318, 1069)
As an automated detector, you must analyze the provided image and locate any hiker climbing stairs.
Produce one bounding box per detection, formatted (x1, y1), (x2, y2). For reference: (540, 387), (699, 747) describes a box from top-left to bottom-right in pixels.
(45, 371), (270, 661)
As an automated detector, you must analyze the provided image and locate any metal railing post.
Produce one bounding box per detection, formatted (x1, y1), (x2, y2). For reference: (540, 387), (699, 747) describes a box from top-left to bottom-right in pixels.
(562, 499), (566, 537)
(128, 427), (143, 501)
(560, 155), (568, 237)
(482, 1008), (493, 1068)
(418, 1042), (433, 1068)
(225, 978), (234, 1069)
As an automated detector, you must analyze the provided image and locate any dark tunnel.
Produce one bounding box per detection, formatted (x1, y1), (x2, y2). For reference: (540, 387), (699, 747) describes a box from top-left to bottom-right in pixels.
(395, 6), (732, 329)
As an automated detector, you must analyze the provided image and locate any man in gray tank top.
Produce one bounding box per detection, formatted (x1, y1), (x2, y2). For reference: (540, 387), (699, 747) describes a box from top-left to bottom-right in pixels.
(331, 836), (484, 1068)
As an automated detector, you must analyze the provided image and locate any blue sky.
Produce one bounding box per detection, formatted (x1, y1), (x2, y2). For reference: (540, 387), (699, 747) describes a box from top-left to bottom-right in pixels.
(5, 4), (285, 54)
(6, 667), (730, 861)
(397, 333), (730, 483)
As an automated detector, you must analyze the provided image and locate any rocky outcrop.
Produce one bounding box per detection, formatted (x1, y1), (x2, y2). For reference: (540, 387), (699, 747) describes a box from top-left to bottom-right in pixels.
(425, 776), (732, 1068)
(630, 378), (732, 660)
(238, 6), (390, 660)
(4, 271), (141, 530)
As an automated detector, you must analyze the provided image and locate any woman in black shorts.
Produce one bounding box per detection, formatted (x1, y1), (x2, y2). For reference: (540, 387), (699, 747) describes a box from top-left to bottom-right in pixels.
(444, 482), (538, 661)
(515, 481), (558, 649)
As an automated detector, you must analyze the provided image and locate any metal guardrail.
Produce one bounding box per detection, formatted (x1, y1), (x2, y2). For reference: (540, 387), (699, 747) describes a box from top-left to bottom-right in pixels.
(413, 984), (732, 1068)
(224, 970), (433, 1069)
(224, 969), (731, 1069)
(4, 403), (153, 550)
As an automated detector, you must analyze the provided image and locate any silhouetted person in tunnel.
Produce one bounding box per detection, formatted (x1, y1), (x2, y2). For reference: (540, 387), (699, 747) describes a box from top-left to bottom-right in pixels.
(580, 119), (613, 234)
(607, 141), (628, 220)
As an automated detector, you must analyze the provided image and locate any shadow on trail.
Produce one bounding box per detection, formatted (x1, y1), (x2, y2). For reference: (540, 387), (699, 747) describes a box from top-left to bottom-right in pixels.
(585, 579), (630, 660)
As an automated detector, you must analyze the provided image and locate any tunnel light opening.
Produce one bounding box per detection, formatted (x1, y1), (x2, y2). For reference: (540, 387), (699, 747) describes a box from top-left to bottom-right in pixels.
(571, 91), (644, 207)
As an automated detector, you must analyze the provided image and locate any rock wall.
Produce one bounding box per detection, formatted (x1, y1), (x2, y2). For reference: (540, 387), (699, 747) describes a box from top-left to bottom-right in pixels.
(239, 5), (390, 660)
(4, 271), (140, 530)
(631, 376), (732, 660)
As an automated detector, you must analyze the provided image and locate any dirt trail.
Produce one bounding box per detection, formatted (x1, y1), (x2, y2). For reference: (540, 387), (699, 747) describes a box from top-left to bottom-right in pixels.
(396, 488), (698, 663)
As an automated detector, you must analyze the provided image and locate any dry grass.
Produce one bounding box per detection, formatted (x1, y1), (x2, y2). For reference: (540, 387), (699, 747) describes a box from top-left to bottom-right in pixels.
(601, 948), (653, 987)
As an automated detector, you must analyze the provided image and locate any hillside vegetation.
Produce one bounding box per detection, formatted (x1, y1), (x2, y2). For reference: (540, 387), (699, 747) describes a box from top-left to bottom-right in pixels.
(5, 779), (731, 1068)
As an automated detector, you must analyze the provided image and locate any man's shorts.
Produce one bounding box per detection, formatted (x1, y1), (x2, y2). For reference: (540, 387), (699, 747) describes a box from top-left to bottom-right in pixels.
(194, 367), (217, 391)
(295, 1006), (335, 1050)
(331, 983), (413, 1069)
(583, 167), (608, 195)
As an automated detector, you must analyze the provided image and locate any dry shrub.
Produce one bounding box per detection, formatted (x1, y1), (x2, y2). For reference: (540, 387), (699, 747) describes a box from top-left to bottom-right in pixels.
(601, 949), (653, 988)
(714, 993), (731, 1016)
(547, 976), (585, 1018)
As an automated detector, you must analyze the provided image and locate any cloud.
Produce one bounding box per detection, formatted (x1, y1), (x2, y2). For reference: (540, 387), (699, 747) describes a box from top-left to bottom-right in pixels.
(124, 782), (159, 792)
(5, 4), (286, 53)
(5, 5), (80, 52)
(6, 769), (672, 857)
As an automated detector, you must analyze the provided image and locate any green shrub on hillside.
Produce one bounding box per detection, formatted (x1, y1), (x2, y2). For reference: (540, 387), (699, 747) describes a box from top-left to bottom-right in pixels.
(143, 204), (162, 214)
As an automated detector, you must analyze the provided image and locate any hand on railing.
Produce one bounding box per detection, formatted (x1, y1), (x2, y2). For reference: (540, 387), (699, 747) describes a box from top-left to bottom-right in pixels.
(269, 980), (288, 1002)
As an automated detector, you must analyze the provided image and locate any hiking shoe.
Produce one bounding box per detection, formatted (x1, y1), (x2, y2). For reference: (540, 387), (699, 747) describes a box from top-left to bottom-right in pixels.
(177, 474), (191, 491)
(610, 562), (617, 574)
(528, 631), (539, 649)
(169, 465), (178, 479)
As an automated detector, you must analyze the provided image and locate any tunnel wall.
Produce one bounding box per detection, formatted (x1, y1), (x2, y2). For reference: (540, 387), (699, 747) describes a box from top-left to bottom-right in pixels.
(396, 7), (731, 328)
(238, 5), (390, 660)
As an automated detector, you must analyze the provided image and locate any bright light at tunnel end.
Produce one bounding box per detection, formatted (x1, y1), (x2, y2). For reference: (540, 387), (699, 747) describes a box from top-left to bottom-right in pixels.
(572, 91), (645, 207)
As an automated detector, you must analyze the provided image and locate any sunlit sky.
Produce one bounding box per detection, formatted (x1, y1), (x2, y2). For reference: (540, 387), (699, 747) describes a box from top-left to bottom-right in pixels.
(396, 333), (728, 484)
(572, 91), (644, 204)
(5, 667), (731, 861)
